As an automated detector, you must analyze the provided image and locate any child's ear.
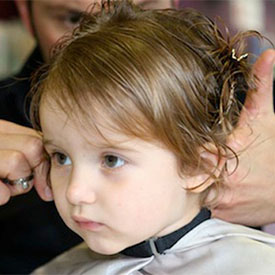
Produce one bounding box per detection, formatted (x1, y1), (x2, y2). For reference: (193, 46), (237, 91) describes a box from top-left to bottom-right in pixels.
(183, 144), (226, 193)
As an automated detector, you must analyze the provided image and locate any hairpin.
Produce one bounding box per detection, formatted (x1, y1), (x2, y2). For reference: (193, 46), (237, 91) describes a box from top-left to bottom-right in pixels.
(218, 82), (235, 126)
(226, 82), (235, 114)
(231, 48), (248, 62)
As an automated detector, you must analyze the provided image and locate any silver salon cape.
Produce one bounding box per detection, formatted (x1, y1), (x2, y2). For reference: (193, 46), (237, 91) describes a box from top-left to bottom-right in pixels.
(33, 218), (275, 275)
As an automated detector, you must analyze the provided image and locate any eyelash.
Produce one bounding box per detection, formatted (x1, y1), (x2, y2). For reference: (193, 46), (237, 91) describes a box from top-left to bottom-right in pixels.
(101, 154), (126, 171)
(45, 150), (127, 172)
(47, 151), (71, 167)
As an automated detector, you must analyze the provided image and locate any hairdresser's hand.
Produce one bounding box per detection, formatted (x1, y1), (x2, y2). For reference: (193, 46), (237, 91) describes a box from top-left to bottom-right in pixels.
(209, 49), (275, 227)
(0, 120), (52, 205)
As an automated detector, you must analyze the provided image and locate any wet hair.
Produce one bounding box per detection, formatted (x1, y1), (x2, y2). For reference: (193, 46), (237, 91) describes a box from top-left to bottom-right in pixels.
(30, 0), (264, 206)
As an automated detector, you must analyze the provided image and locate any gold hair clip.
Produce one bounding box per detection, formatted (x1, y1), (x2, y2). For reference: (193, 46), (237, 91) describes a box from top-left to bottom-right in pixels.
(231, 49), (248, 62)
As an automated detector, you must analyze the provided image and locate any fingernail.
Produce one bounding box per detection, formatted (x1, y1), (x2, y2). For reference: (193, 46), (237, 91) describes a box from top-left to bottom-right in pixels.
(44, 186), (53, 200)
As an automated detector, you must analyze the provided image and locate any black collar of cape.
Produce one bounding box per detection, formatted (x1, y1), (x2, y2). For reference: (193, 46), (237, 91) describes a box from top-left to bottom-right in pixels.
(120, 208), (211, 258)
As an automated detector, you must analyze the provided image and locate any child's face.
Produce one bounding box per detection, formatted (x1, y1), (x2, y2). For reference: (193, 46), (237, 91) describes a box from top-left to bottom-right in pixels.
(40, 101), (200, 255)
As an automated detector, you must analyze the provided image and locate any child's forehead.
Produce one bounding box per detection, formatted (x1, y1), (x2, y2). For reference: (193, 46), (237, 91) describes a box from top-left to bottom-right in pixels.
(40, 82), (158, 136)
(40, 94), (152, 147)
(41, 102), (165, 154)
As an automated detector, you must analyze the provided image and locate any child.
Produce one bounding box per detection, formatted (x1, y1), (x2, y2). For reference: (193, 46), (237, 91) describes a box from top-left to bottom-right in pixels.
(31, 1), (275, 274)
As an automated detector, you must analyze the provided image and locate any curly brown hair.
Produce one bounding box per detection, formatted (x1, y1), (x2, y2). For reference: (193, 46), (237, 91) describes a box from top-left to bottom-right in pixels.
(30, 0), (266, 206)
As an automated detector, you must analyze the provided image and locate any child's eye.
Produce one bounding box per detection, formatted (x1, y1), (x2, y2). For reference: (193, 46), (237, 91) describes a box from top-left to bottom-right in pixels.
(103, 155), (125, 169)
(52, 152), (72, 166)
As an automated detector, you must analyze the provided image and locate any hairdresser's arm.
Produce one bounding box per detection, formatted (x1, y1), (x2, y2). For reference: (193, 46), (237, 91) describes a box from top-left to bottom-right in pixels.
(209, 49), (275, 227)
(0, 120), (51, 205)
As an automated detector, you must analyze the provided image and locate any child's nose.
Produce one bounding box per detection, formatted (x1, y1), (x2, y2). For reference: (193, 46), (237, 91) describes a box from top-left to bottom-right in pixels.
(66, 170), (97, 205)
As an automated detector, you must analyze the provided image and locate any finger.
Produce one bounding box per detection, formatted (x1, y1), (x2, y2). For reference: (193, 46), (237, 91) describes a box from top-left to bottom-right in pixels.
(0, 183), (11, 205)
(0, 150), (34, 197)
(0, 177), (33, 198)
(211, 207), (232, 221)
(34, 159), (53, 201)
(0, 119), (40, 137)
(240, 49), (275, 124)
(226, 121), (255, 154)
(0, 133), (44, 169)
(206, 184), (234, 209)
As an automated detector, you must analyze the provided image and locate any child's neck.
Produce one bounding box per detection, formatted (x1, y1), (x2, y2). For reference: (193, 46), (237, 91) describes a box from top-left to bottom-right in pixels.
(121, 208), (211, 258)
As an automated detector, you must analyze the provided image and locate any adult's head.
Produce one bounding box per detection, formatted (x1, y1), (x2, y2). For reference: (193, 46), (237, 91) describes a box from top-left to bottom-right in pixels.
(15, 0), (175, 61)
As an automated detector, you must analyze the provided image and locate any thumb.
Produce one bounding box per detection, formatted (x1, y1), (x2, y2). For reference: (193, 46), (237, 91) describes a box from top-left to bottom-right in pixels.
(240, 49), (275, 124)
(33, 159), (53, 201)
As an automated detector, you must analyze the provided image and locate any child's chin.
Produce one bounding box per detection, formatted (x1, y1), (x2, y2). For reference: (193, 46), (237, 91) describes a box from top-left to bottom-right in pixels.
(86, 240), (126, 256)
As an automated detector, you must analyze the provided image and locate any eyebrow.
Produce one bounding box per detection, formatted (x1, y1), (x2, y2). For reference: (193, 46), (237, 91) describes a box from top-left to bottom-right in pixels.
(86, 140), (141, 153)
(137, 0), (165, 8)
(41, 2), (87, 14)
